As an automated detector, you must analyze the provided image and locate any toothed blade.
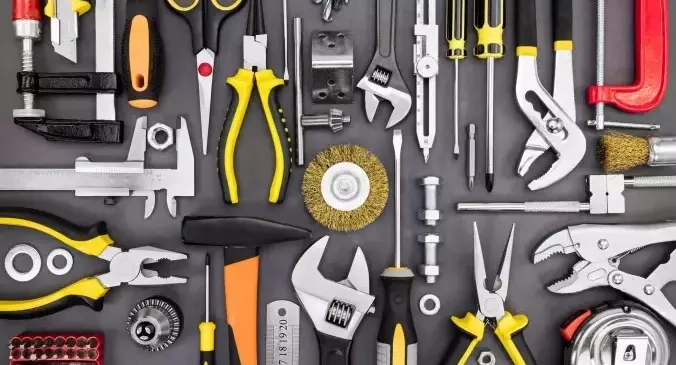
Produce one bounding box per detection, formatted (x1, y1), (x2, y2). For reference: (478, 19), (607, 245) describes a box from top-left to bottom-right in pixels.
(533, 229), (577, 263)
(547, 272), (580, 293)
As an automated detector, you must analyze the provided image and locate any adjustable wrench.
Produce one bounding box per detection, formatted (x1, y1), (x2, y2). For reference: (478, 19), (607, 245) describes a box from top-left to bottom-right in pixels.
(515, 0), (585, 190)
(292, 236), (375, 365)
(357, 0), (411, 128)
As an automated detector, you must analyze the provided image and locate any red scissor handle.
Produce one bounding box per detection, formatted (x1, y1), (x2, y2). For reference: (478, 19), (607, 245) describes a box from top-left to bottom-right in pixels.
(587, 0), (668, 113)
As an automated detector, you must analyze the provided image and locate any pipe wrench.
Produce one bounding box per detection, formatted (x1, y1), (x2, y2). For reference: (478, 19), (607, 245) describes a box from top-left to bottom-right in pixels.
(357, 0), (411, 128)
(292, 236), (375, 365)
(534, 222), (676, 329)
(515, 0), (585, 190)
(414, 0), (438, 162)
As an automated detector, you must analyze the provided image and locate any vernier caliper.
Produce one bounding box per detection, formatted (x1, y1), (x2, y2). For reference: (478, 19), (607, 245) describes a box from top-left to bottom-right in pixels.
(414, 0), (439, 163)
(0, 117), (195, 218)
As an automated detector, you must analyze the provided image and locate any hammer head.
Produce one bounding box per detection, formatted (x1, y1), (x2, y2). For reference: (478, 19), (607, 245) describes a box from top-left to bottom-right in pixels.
(181, 217), (311, 247)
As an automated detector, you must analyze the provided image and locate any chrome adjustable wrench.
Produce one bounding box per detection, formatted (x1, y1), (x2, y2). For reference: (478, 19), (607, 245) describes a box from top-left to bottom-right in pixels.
(357, 0), (411, 128)
(534, 222), (676, 328)
(292, 236), (375, 365)
(515, 0), (585, 190)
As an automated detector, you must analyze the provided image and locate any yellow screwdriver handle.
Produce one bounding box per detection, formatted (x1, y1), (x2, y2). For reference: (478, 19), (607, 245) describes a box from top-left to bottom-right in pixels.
(199, 321), (216, 365)
(377, 268), (417, 365)
(473, 0), (504, 59)
(446, 0), (467, 59)
(0, 277), (110, 319)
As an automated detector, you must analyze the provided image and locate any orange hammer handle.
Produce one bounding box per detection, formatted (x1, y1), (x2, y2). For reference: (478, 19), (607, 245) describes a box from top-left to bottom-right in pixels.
(225, 255), (259, 365)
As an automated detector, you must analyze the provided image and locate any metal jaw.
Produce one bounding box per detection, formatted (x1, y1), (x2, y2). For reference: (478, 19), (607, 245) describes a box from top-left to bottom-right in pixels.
(291, 236), (375, 341)
(357, 78), (412, 129)
(518, 49), (576, 176)
(243, 34), (268, 70)
(196, 49), (215, 155)
(474, 223), (514, 322)
(50, 0), (81, 63)
(97, 246), (188, 288)
(515, 56), (585, 190)
(414, 0), (438, 162)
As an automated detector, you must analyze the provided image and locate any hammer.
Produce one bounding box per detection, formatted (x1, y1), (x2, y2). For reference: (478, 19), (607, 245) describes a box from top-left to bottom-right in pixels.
(182, 216), (312, 365)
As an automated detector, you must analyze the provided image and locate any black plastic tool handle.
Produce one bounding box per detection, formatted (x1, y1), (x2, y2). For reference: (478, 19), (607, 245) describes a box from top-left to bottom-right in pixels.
(16, 72), (118, 95)
(553, 0), (573, 43)
(376, 0), (398, 58)
(515, 0), (537, 48)
(15, 117), (123, 143)
(446, 0), (467, 59)
(377, 268), (417, 364)
(122, 0), (164, 109)
(318, 331), (352, 365)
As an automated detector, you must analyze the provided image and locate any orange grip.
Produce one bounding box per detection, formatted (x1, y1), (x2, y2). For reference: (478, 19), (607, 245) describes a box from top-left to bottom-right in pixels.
(224, 256), (259, 365)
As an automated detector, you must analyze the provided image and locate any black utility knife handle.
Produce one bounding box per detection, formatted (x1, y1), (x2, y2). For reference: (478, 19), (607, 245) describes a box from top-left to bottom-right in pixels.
(317, 331), (352, 365)
(15, 117), (123, 143)
(17, 72), (119, 95)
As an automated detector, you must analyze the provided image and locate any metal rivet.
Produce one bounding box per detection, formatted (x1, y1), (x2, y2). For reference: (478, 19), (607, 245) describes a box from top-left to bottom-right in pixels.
(597, 239), (609, 249)
(644, 285), (655, 295)
(612, 274), (624, 285)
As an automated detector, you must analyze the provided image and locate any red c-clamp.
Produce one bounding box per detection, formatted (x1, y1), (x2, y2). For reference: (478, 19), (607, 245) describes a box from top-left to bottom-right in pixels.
(587, 0), (668, 113)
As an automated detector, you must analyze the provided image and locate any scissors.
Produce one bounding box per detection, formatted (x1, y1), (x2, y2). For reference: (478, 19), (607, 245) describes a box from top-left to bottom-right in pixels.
(165, 0), (246, 155)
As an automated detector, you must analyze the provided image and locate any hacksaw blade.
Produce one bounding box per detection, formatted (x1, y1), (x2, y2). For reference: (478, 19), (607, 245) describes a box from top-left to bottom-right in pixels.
(266, 300), (300, 365)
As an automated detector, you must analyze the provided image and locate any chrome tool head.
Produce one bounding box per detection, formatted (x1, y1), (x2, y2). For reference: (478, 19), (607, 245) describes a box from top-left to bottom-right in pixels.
(356, 79), (412, 129)
(515, 57), (586, 190)
(98, 246), (188, 288)
(291, 236), (375, 340)
(546, 259), (615, 294)
(532, 228), (578, 264)
(473, 223), (515, 321)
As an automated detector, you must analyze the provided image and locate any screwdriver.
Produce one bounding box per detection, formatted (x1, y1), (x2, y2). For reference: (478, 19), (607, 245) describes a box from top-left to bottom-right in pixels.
(475, 0), (505, 192)
(377, 130), (418, 365)
(199, 254), (215, 365)
(122, 0), (164, 109)
(446, 0), (467, 159)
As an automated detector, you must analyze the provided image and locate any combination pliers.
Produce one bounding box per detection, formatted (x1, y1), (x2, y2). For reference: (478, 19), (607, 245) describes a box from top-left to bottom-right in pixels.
(0, 208), (187, 319)
(534, 222), (676, 329)
(441, 223), (536, 365)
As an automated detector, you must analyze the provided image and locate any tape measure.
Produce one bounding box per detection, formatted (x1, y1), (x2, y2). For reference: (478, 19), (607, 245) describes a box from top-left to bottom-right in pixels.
(266, 300), (300, 365)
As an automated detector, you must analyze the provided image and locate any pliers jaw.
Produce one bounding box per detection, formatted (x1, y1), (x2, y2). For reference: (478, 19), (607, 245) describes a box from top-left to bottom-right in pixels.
(97, 246), (188, 288)
(546, 259), (617, 294)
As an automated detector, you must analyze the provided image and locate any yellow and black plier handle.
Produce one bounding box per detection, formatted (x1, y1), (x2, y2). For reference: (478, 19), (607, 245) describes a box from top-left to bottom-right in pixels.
(0, 208), (115, 319)
(218, 68), (290, 205)
(442, 312), (536, 365)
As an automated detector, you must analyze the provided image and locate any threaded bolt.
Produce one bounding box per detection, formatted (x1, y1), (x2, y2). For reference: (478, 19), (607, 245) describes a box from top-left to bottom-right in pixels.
(418, 176), (441, 226)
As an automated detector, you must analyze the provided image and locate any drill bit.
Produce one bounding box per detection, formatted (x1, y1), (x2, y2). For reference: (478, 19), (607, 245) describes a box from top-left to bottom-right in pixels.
(468, 123), (476, 190)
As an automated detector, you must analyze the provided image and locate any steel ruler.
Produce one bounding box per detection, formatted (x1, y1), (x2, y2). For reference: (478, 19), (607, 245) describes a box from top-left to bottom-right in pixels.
(266, 300), (300, 365)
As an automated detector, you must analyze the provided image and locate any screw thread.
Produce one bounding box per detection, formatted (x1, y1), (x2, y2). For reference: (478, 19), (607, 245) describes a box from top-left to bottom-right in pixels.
(424, 185), (437, 209)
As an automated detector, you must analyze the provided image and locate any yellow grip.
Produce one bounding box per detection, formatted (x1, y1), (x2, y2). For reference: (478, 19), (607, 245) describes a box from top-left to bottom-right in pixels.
(254, 69), (289, 203)
(44, 0), (55, 18)
(0, 277), (109, 315)
(72, 0), (91, 15)
(221, 68), (255, 204)
(450, 313), (485, 365)
(495, 312), (530, 365)
(199, 322), (216, 351)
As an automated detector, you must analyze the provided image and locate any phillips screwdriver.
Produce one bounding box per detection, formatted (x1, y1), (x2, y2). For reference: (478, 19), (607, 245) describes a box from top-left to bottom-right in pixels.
(377, 130), (418, 365)
(446, 0), (467, 158)
(122, 0), (164, 109)
(475, 0), (504, 192)
(199, 254), (215, 365)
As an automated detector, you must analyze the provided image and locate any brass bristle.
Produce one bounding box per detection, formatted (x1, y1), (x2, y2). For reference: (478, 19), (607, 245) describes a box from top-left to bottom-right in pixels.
(598, 132), (650, 173)
(302, 145), (389, 232)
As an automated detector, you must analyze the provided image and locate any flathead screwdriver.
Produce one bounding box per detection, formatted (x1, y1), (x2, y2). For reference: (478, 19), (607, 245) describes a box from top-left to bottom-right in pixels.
(446, 0), (467, 158)
(475, 0), (505, 192)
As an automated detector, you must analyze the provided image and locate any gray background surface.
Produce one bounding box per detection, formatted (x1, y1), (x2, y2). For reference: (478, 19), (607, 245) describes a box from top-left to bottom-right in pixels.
(1, 0), (675, 364)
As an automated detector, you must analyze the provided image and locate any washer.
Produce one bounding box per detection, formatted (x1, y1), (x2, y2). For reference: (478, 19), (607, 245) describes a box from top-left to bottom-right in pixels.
(478, 350), (496, 365)
(4, 244), (41, 282)
(47, 248), (73, 276)
(419, 294), (440, 316)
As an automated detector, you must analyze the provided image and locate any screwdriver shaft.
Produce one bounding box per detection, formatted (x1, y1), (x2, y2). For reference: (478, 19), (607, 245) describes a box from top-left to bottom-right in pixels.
(486, 57), (495, 192)
(454, 59), (459, 157)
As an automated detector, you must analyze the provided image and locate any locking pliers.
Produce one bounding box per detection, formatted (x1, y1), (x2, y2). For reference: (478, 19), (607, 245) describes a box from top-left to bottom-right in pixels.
(534, 222), (676, 328)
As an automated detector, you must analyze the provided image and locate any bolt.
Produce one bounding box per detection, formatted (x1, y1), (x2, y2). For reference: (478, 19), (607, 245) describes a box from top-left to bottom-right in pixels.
(597, 239), (609, 250)
(418, 176), (441, 226)
(417, 233), (440, 284)
(302, 108), (351, 132)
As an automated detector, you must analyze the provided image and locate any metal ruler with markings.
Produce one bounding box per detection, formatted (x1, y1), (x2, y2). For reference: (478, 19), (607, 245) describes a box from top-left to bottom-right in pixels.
(266, 300), (300, 365)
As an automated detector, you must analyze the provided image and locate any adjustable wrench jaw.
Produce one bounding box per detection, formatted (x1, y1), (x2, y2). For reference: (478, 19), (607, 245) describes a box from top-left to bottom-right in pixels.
(291, 236), (375, 340)
(357, 77), (412, 129)
(516, 57), (586, 190)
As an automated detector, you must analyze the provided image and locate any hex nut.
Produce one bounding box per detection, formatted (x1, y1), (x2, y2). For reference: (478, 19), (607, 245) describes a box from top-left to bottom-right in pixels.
(147, 123), (174, 151)
(418, 265), (440, 277)
(417, 233), (441, 244)
(478, 351), (496, 365)
(418, 210), (441, 222)
(418, 176), (441, 186)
